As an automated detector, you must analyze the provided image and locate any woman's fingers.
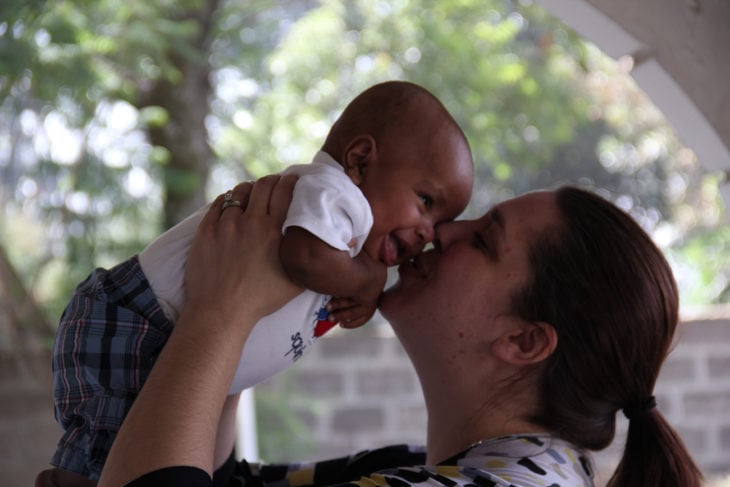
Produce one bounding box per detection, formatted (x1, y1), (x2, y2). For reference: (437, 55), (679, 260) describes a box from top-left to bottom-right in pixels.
(232, 180), (254, 203)
(246, 174), (280, 215)
(186, 175), (303, 320)
(200, 193), (226, 231)
(269, 174), (298, 221)
(218, 182), (253, 220)
(214, 174), (296, 227)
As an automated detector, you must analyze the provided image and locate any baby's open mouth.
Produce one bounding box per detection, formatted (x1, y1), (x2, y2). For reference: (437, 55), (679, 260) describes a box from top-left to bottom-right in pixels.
(382, 234), (411, 266)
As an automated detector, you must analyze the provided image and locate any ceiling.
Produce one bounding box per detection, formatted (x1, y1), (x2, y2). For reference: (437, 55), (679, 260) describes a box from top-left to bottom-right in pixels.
(537, 0), (730, 207)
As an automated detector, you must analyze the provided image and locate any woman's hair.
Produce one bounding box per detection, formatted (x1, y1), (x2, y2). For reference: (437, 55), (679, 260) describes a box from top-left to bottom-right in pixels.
(511, 186), (702, 487)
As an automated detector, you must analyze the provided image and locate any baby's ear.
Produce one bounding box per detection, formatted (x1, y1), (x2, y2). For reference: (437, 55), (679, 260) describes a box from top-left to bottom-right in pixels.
(343, 135), (376, 185)
(491, 317), (557, 366)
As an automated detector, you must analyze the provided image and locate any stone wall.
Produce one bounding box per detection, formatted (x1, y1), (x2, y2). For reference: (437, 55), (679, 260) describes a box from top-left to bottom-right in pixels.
(1, 313), (728, 486)
(254, 312), (730, 486)
(657, 313), (730, 474)
(0, 353), (58, 487)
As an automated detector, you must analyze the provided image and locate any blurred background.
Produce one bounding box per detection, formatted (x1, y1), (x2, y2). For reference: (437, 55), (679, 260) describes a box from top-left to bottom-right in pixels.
(0, 0), (727, 485)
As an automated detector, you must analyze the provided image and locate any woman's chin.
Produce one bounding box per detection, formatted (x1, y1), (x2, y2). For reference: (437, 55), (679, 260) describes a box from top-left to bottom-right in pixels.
(378, 285), (398, 319)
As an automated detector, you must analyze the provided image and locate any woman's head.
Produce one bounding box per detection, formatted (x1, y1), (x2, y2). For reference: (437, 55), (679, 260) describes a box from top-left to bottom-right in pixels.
(381, 186), (701, 486)
(515, 187), (700, 486)
(510, 186), (677, 448)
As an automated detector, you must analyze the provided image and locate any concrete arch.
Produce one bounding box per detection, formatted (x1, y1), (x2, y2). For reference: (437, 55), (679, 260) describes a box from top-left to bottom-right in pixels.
(537, 0), (730, 206)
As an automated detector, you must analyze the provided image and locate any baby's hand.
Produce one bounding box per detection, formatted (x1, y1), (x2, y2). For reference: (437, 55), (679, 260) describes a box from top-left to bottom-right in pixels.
(326, 297), (375, 329)
(327, 256), (386, 329)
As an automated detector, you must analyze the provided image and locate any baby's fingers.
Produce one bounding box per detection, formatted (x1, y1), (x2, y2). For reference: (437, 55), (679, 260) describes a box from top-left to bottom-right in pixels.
(326, 297), (355, 314)
(339, 315), (371, 329)
(326, 300), (374, 329)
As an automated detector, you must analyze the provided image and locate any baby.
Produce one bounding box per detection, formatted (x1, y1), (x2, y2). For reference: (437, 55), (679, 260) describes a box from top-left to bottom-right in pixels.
(50, 81), (474, 481)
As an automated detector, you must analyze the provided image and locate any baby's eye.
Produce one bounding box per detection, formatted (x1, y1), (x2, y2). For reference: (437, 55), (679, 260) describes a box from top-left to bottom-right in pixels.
(419, 194), (434, 209)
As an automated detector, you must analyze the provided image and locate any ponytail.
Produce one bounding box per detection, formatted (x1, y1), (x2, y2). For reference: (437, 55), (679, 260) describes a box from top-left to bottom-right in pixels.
(513, 187), (703, 487)
(608, 410), (702, 487)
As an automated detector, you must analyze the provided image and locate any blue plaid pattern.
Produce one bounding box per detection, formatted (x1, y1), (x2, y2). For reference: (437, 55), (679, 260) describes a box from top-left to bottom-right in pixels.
(51, 255), (173, 480)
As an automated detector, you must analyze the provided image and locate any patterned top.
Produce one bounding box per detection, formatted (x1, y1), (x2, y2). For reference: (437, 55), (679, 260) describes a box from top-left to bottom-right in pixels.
(129, 435), (595, 487)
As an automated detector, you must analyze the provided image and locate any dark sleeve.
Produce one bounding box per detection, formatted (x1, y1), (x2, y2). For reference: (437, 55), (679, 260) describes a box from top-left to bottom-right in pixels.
(124, 445), (427, 487)
(125, 450), (239, 487)
(249, 444), (427, 487)
(125, 466), (212, 487)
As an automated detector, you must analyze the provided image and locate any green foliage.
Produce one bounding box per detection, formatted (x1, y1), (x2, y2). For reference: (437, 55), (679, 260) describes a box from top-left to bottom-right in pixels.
(671, 223), (730, 304)
(139, 106), (170, 128)
(211, 0), (698, 229)
(1, 0), (724, 328)
(254, 377), (319, 462)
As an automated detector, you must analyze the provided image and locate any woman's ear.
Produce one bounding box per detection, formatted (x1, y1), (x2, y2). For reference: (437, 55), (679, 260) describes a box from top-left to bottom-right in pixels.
(491, 318), (557, 365)
(342, 135), (376, 185)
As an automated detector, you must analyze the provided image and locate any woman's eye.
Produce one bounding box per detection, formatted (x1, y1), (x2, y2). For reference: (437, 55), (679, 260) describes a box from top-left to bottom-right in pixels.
(473, 232), (496, 259)
(419, 194), (433, 209)
(473, 233), (487, 249)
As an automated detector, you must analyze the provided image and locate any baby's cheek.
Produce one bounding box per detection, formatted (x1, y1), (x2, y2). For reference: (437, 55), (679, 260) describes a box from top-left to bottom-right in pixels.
(360, 235), (381, 259)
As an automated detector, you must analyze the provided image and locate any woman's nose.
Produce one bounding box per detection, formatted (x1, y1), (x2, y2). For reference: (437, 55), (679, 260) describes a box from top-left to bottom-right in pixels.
(434, 220), (470, 250)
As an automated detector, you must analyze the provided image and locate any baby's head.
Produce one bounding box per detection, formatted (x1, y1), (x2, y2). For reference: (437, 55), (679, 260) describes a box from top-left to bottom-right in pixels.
(322, 81), (474, 266)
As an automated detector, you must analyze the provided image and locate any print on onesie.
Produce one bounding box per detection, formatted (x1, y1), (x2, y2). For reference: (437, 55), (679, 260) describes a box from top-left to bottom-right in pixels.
(284, 294), (334, 363)
(313, 297), (337, 338)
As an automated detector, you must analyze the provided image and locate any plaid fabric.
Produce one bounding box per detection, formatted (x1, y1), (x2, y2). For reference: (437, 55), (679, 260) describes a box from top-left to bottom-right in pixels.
(51, 255), (173, 480)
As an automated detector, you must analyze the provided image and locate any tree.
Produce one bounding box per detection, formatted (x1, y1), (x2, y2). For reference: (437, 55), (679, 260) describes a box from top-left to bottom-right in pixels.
(0, 1), (315, 329)
(0, 0), (725, 355)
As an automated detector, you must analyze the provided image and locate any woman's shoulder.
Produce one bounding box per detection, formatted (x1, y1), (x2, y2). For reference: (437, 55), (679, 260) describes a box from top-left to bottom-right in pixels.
(344, 435), (594, 487)
(440, 434), (595, 487)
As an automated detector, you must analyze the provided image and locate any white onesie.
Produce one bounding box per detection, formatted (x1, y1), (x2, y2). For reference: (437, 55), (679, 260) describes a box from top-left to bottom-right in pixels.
(138, 151), (373, 393)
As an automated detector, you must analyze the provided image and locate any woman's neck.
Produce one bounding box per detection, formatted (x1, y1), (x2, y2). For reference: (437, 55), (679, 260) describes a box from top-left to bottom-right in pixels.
(421, 373), (548, 464)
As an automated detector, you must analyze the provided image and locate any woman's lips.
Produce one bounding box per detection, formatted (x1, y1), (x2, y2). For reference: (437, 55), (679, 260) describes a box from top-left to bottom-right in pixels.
(398, 254), (426, 278)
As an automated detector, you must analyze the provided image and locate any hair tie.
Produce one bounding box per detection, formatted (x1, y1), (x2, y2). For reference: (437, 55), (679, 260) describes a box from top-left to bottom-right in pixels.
(622, 396), (657, 420)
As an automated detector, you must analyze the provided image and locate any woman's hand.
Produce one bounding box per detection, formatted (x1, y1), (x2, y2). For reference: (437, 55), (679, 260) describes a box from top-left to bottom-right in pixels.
(183, 174), (304, 324)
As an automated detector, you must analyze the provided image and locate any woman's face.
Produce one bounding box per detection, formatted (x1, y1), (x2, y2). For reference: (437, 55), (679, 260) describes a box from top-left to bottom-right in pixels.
(380, 190), (560, 368)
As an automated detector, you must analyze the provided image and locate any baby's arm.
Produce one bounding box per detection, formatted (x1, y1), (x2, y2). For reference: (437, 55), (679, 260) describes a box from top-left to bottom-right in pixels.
(280, 227), (386, 328)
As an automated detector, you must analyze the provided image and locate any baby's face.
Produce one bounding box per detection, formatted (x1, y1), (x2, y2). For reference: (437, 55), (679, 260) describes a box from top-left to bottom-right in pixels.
(358, 132), (473, 266)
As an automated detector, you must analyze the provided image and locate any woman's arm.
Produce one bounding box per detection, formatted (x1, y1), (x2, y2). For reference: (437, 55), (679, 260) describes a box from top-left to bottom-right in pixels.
(213, 393), (240, 471)
(99, 175), (302, 487)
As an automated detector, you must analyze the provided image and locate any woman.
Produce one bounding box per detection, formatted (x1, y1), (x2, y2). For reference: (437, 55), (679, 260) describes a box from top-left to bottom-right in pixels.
(99, 175), (701, 487)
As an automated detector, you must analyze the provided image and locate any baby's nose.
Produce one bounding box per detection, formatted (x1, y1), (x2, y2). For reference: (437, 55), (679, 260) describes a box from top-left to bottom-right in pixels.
(417, 222), (435, 243)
